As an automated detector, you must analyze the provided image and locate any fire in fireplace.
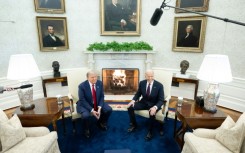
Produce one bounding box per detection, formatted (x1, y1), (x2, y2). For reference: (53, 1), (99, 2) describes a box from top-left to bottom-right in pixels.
(102, 68), (139, 95)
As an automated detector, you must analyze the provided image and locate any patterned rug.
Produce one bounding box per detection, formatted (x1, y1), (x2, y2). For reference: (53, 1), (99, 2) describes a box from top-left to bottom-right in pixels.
(107, 102), (176, 119)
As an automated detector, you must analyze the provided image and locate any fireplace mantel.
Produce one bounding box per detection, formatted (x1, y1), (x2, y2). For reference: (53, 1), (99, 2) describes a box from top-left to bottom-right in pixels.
(84, 51), (156, 72)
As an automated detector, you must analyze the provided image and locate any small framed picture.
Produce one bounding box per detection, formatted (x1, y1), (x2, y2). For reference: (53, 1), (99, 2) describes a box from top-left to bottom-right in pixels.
(36, 16), (69, 51)
(100, 0), (141, 36)
(34, 0), (65, 13)
(172, 16), (207, 53)
(175, 0), (209, 13)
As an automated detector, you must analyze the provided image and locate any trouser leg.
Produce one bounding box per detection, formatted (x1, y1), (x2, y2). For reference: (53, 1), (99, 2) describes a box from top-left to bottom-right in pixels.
(127, 106), (137, 126)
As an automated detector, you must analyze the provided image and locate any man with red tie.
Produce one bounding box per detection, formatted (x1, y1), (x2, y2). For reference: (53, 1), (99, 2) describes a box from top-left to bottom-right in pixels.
(127, 69), (164, 141)
(76, 70), (112, 138)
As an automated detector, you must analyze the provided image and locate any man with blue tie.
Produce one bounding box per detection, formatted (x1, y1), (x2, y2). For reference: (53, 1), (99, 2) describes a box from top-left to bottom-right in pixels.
(76, 70), (112, 138)
(127, 69), (164, 141)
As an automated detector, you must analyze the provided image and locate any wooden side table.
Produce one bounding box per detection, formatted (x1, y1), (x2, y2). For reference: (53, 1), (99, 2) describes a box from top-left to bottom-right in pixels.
(172, 73), (199, 100)
(173, 97), (227, 149)
(15, 97), (68, 133)
(42, 75), (67, 97)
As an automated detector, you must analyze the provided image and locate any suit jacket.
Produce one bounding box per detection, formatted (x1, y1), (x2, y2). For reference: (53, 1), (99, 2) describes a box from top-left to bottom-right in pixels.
(43, 35), (64, 47)
(177, 33), (199, 47)
(76, 80), (105, 114)
(133, 80), (164, 109)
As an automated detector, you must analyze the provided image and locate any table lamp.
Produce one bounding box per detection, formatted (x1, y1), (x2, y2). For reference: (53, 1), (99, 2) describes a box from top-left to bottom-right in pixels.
(7, 54), (40, 111)
(197, 54), (232, 113)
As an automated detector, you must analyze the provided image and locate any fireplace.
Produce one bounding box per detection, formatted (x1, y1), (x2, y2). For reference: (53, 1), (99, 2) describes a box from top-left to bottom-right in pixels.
(102, 68), (139, 95)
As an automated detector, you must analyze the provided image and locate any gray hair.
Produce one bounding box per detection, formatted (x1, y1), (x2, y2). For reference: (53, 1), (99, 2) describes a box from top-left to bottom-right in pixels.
(145, 69), (154, 75)
(186, 25), (193, 30)
(86, 70), (98, 78)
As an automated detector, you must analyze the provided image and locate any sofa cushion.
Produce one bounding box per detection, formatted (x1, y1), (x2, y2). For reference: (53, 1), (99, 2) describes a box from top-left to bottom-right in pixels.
(215, 113), (245, 153)
(183, 132), (232, 153)
(0, 109), (11, 152)
(219, 115), (235, 129)
(0, 114), (26, 152)
(4, 131), (58, 153)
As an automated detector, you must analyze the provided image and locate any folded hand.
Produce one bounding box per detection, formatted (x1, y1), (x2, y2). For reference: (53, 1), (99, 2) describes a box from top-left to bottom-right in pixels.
(149, 107), (157, 116)
(127, 100), (135, 108)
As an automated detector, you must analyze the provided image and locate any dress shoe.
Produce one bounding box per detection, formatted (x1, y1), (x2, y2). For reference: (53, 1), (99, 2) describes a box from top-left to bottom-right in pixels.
(127, 124), (137, 132)
(145, 131), (153, 141)
(84, 129), (90, 138)
(97, 122), (107, 131)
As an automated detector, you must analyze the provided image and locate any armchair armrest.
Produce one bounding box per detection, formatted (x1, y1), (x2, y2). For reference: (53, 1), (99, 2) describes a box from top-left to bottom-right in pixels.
(24, 127), (50, 137)
(68, 93), (74, 113)
(161, 95), (171, 115)
(193, 128), (218, 139)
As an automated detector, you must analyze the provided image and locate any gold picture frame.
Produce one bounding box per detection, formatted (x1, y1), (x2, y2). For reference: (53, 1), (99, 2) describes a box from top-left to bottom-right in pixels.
(34, 0), (65, 14)
(36, 16), (69, 52)
(172, 16), (207, 53)
(100, 0), (141, 36)
(175, 0), (209, 13)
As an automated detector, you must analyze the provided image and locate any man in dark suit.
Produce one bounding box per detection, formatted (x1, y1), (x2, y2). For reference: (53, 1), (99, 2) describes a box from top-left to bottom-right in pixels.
(105, 0), (136, 31)
(43, 25), (64, 47)
(127, 70), (164, 141)
(76, 70), (112, 138)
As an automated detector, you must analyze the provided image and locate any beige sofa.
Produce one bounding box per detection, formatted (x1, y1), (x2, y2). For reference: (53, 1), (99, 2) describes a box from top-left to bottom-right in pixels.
(0, 109), (60, 153)
(182, 113), (245, 153)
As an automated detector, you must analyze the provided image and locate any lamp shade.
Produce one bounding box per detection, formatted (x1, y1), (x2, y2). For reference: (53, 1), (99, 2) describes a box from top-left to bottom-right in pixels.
(7, 54), (40, 81)
(197, 54), (232, 83)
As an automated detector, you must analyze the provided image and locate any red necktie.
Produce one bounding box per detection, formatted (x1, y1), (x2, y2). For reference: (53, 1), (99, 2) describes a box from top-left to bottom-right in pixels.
(92, 84), (98, 111)
(146, 83), (151, 97)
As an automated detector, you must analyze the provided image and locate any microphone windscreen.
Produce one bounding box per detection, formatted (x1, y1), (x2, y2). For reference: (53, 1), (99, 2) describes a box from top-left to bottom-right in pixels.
(150, 8), (163, 26)
(19, 84), (33, 89)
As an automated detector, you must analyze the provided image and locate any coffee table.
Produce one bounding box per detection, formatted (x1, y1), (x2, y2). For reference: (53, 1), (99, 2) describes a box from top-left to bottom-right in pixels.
(15, 97), (68, 133)
(173, 98), (227, 149)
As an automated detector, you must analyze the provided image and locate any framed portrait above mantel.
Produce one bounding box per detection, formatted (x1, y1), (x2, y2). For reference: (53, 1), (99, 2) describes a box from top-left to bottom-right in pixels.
(175, 0), (209, 13)
(172, 16), (207, 53)
(34, 0), (65, 13)
(36, 16), (69, 52)
(100, 0), (141, 36)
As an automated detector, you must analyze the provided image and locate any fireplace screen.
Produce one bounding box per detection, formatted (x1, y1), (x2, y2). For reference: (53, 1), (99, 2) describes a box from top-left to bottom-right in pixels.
(102, 68), (139, 95)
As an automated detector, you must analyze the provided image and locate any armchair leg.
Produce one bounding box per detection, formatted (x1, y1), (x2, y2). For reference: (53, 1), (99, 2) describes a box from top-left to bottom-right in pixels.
(165, 111), (169, 120)
(159, 122), (164, 136)
(72, 119), (76, 134)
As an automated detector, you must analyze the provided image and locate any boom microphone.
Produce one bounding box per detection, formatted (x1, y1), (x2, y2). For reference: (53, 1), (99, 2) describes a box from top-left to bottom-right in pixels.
(150, 8), (163, 26)
(11, 84), (33, 90)
(16, 84), (33, 89)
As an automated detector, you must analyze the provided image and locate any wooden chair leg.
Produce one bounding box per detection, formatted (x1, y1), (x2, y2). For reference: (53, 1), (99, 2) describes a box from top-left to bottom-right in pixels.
(72, 119), (76, 134)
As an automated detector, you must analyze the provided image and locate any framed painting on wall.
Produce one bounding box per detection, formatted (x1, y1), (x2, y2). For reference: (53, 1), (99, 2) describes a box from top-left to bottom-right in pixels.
(34, 0), (65, 13)
(175, 0), (209, 13)
(172, 16), (207, 53)
(100, 0), (141, 36)
(36, 16), (69, 51)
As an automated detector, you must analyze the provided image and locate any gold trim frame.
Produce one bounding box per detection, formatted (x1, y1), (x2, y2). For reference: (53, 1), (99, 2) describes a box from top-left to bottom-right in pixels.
(172, 16), (207, 53)
(34, 0), (65, 14)
(175, 0), (209, 13)
(100, 0), (141, 36)
(36, 17), (69, 52)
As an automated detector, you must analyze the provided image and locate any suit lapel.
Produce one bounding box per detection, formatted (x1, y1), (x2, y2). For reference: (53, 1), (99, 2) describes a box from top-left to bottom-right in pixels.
(150, 81), (156, 96)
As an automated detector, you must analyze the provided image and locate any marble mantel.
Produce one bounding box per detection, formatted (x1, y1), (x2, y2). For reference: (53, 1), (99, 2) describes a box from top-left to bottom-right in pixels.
(84, 51), (156, 80)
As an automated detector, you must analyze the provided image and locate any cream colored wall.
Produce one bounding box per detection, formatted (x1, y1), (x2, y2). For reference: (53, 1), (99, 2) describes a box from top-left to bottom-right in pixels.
(0, 0), (245, 111)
